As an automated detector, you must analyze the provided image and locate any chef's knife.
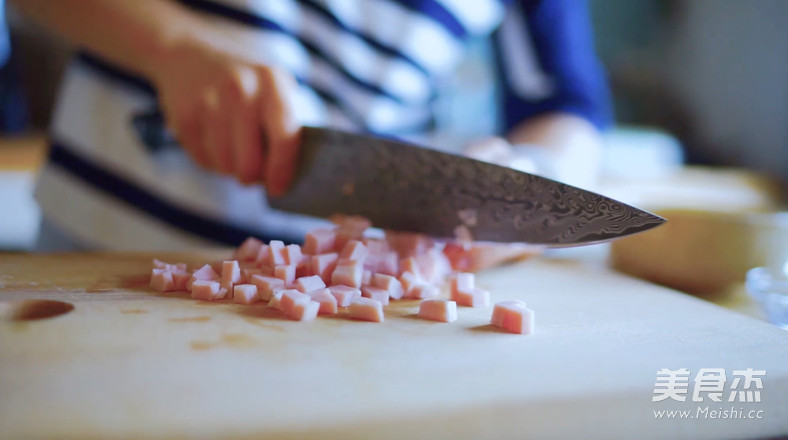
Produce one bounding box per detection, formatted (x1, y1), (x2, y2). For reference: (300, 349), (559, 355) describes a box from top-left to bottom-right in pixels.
(267, 127), (665, 247)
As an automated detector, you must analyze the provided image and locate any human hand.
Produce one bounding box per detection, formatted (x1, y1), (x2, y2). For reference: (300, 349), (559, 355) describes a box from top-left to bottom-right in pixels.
(152, 37), (300, 195)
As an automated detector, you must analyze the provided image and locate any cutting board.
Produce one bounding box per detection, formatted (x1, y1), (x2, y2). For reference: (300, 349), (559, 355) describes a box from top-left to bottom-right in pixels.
(1, 252), (787, 440)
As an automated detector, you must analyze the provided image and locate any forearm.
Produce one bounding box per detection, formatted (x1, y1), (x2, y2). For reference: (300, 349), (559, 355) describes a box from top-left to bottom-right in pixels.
(10, 0), (213, 80)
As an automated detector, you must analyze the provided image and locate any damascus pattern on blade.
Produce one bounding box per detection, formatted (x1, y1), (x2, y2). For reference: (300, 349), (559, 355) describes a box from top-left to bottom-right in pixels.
(269, 127), (665, 246)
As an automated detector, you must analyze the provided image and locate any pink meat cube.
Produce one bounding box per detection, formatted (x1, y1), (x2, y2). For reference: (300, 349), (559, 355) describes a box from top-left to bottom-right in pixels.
(348, 297), (384, 322)
(340, 240), (368, 262)
(450, 273), (475, 296)
(295, 275), (327, 293)
(221, 260), (242, 287)
(233, 284), (259, 304)
(414, 250), (451, 284)
(363, 238), (390, 255)
(287, 299), (321, 321)
(171, 269), (191, 291)
(331, 260), (363, 288)
(250, 274), (285, 301)
(398, 271), (421, 298)
(399, 257), (422, 278)
(274, 264), (296, 285)
(283, 244), (303, 265)
(418, 299), (458, 323)
(236, 237), (264, 261)
(191, 280), (227, 301)
(362, 269), (372, 286)
(361, 286), (390, 305)
(385, 231), (433, 258)
(375, 251), (399, 276)
(334, 215), (372, 233)
(153, 259), (187, 272)
(491, 300), (534, 334)
(279, 289), (311, 315)
(150, 268), (175, 292)
(255, 244), (270, 266)
(311, 253), (339, 284)
(296, 255), (313, 278)
(308, 288), (338, 314)
(453, 287), (490, 307)
(241, 268), (262, 284)
(268, 240), (286, 265)
(188, 264), (220, 291)
(328, 285), (361, 307)
(371, 274), (404, 300)
(410, 284), (440, 300)
(267, 290), (285, 310)
(303, 229), (336, 255)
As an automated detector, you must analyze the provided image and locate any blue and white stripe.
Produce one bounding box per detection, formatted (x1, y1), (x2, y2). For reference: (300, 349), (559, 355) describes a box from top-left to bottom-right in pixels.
(36, 0), (609, 250)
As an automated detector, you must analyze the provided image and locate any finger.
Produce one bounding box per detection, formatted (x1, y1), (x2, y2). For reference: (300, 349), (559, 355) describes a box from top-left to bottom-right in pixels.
(463, 136), (512, 165)
(228, 66), (266, 185)
(174, 110), (210, 169)
(259, 67), (301, 196)
(202, 87), (234, 175)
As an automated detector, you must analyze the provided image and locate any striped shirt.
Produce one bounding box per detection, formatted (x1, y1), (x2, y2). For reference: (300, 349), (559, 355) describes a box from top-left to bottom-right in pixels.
(36, 0), (611, 250)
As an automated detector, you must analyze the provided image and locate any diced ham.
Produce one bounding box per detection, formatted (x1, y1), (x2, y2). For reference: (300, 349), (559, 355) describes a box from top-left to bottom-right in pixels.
(340, 240), (368, 262)
(267, 290), (285, 310)
(418, 299), (457, 323)
(150, 268), (175, 292)
(188, 264), (220, 291)
(279, 289), (311, 315)
(255, 244), (270, 267)
(375, 251), (399, 276)
(409, 284), (440, 300)
(328, 285), (361, 307)
(450, 273), (475, 296)
(361, 286), (390, 305)
(362, 269), (372, 286)
(453, 287), (490, 307)
(288, 299), (321, 321)
(153, 259), (187, 272)
(363, 238), (390, 255)
(268, 240), (286, 266)
(308, 288), (338, 314)
(233, 284), (259, 304)
(443, 241), (540, 272)
(348, 297), (384, 322)
(221, 260), (242, 286)
(171, 270), (191, 291)
(371, 274), (404, 300)
(385, 231), (433, 258)
(274, 264), (296, 286)
(295, 275), (327, 293)
(399, 257), (422, 278)
(236, 237), (264, 261)
(491, 300), (534, 334)
(311, 253), (339, 284)
(283, 244), (303, 265)
(333, 217), (370, 251)
(398, 271), (421, 298)
(191, 280), (227, 301)
(303, 229), (336, 255)
(414, 250), (451, 284)
(241, 268), (262, 284)
(296, 255), (313, 278)
(250, 274), (285, 301)
(331, 259), (363, 288)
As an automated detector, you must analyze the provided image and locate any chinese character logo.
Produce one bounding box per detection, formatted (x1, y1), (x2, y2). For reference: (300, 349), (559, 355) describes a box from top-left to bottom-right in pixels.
(653, 368), (691, 402)
(652, 368), (766, 403)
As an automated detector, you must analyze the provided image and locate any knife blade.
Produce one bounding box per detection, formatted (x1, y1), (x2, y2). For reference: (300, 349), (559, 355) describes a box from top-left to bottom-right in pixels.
(270, 127), (665, 246)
